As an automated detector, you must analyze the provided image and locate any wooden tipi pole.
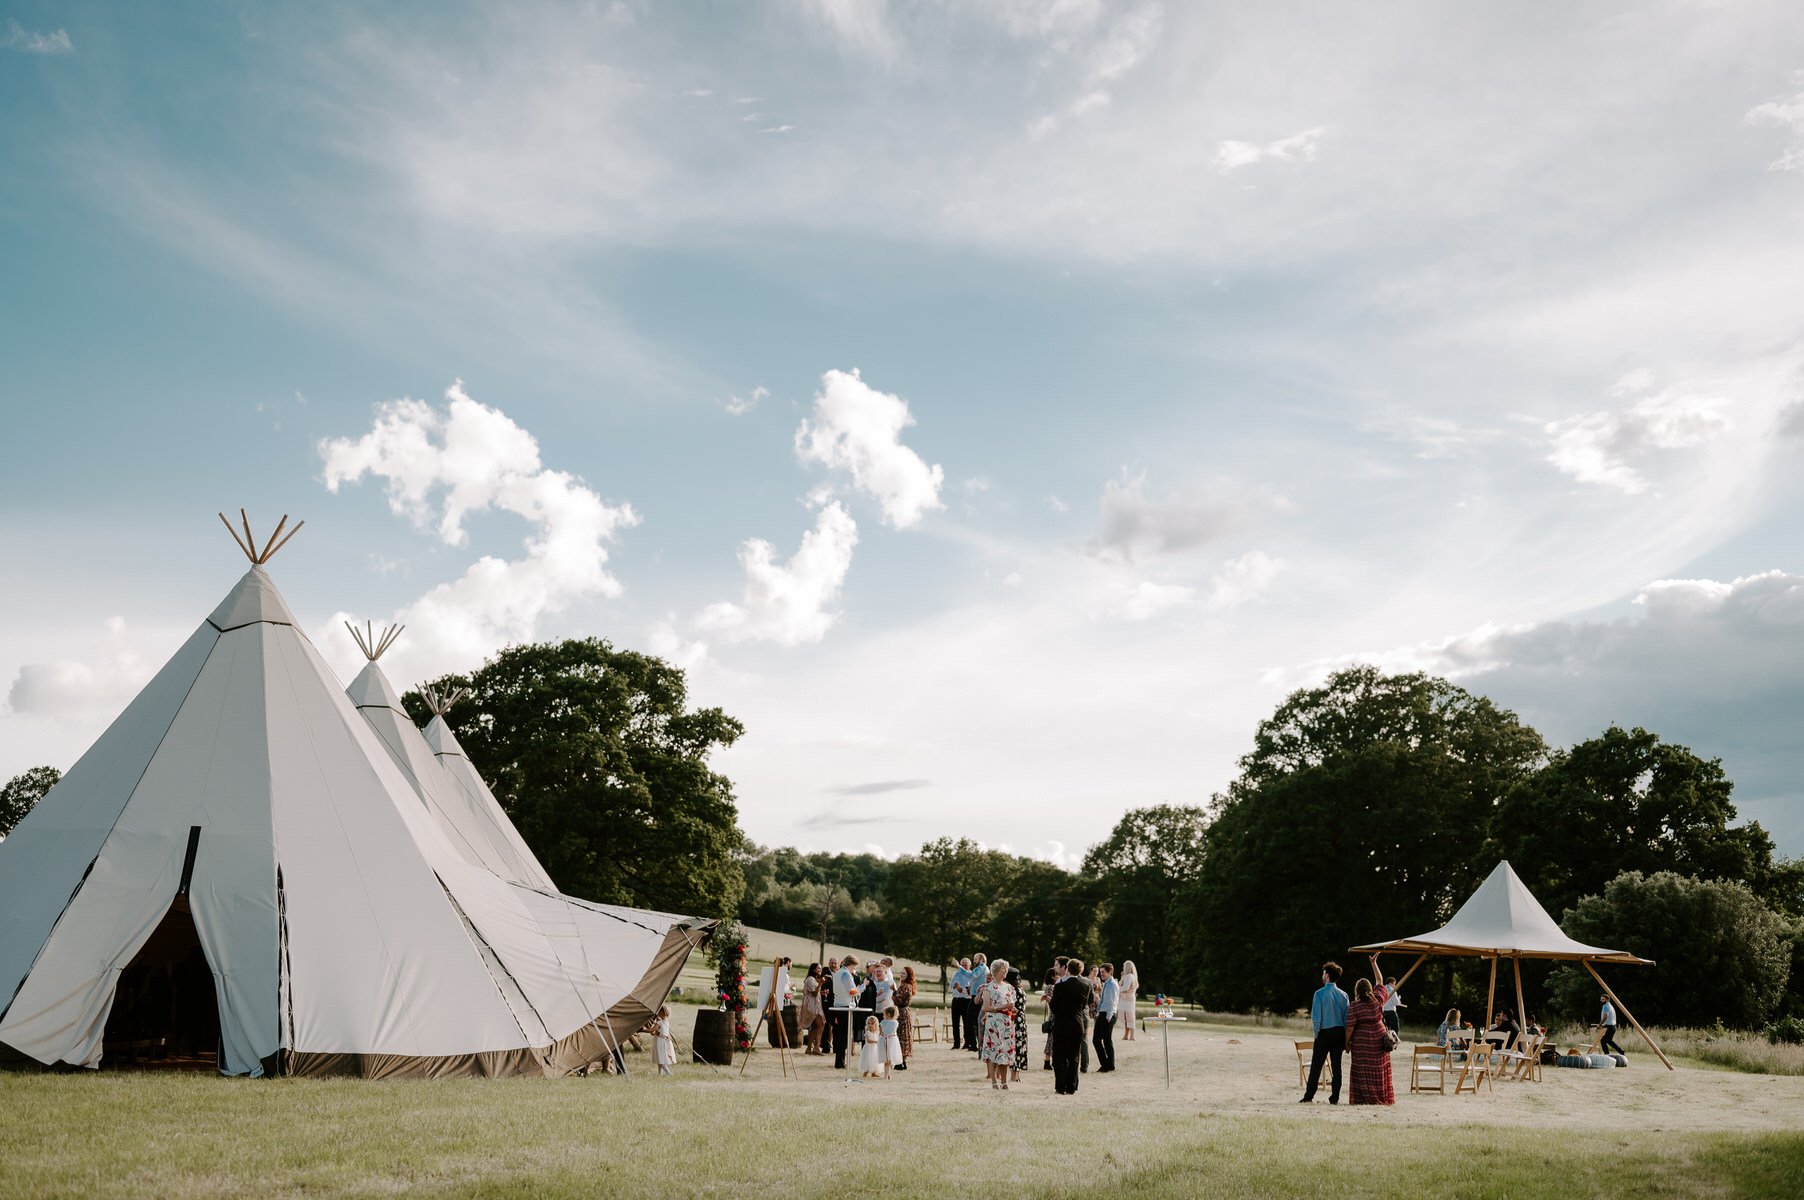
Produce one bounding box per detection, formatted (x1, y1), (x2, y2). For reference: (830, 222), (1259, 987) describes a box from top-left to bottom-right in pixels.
(1512, 956), (1529, 1045)
(1485, 955), (1497, 1026)
(1583, 961), (1673, 1071)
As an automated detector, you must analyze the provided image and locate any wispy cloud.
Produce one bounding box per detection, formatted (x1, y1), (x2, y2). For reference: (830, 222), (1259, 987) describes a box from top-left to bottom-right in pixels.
(1213, 126), (1327, 173)
(696, 500), (859, 646)
(1544, 381), (1731, 495)
(4, 618), (149, 718)
(1747, 83), (1804, 172)
(1088, 469), (1238, 562)
(2, 19), (72, 55)
(724, 384), (768, 416)
(826, 778), (930, 796)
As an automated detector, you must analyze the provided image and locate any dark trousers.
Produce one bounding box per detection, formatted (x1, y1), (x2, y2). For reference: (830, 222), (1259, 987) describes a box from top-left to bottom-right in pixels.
(1600, 1024), (1623, 1054)
(1302, 1026), (1345, 1101)
(964, 998), (982, 1050)
(1052, 1023), (1083, 1094)
(1382, 1010), (1400, 1035)
(949, 997), (969, 1048)
(1092, 1013), (1116, 1071)
(830, 1010), (850, 1068)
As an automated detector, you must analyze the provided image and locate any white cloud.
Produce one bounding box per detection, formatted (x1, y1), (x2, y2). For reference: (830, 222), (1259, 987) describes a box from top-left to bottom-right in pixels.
(647, 619), (710, 670)
(725, 384), (768, 416)
(1544, 384), (1732, 494)
(795, 368), (944, 528)
(1088, 469), (1238, 562)
(2, 20), (72, 55)
(696, 501), (860, 646)
(1206, 550), (1282, 611)
(317, 381), (638, 680)
(1213, 126), (1327, 173)
(1045, 494), (1070, 513)
(4, 618), (152, 718)
(758, 125), (797, 135)
(1114, 580), (1195, 621)
(1746, 86), (1804, 172)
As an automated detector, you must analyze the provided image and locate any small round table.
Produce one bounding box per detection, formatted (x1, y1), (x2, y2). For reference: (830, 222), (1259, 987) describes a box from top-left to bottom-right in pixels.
(829, 1006), (873, 1077)
(1141, 1013), (1188, 1087)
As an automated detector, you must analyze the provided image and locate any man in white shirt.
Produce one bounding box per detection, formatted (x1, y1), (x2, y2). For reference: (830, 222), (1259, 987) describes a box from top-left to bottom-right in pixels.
(831, 955), (861, 1069)
(1598, 995), (1623, 1055)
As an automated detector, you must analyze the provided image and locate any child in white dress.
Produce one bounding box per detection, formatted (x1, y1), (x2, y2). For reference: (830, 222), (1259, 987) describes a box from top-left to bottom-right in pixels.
(652, 1005), (676, 1076)
(858, 1015), (882, 1078)
(879, 1006), (903, 1079)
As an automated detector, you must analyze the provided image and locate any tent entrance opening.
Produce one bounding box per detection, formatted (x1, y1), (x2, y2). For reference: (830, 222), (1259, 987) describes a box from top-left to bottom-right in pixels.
(102, 896), (219, 1071)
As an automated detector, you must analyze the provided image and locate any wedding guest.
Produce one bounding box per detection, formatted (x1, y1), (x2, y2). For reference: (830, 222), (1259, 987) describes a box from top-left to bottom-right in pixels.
(801, 964), (826, 1054)
(652, 1004), (676, 1076)
(978, 960), (1016, 1090)
(1598, 995), (1624, 1055)
(966, 953), (990, 1051)
(1345, 958), (1395, 1106)
(1380, 975), (1404, 1037)
(1092, 963), (1119, 1072)
(1299, 961), (1348, 1104)
(1005, 967), (1028, 1084)
(1436, 1008), (1464, 1048)
(1489, 1008), (1521, 1050)
(880, 1006), (903, 1080)
(831, 955), (860, 1069)
(1049, 957), (1090, 1095)
(1119, 960), (1139, 1041)
(859, 1015), (883, 1078)
(1042, 960), (1063, 1070)
(949, 957), (973, 1051)
(895, 966), (916, 1070)
(872, 962), (894, 1019)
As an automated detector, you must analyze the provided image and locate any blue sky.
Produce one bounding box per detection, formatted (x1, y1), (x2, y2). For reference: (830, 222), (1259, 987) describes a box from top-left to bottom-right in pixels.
(4, 2), (1804, 864)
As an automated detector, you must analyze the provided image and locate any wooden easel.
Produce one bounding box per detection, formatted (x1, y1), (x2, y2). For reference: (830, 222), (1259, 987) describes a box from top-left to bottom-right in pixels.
(739, 994), (795, 1079)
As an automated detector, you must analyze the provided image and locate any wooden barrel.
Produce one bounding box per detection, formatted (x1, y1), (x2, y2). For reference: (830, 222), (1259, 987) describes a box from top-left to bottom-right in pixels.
(776, 1005), (800, 1048)
(692, 1008), (736, 1065)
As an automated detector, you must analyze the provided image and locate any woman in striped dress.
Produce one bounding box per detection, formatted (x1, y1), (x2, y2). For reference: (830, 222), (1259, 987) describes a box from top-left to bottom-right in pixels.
(1346, 957), (1395, 1105)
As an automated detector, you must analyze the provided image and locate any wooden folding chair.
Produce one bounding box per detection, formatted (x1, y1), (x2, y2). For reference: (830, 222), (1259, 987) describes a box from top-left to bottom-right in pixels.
(1505, 1033), (1545, 1083)
(1410, 1043), (1449, 1094)
(913, 1012), (937, 1043)
(1295, 1040), (1315, 1088)
(1454, 1040), (1495, 1095)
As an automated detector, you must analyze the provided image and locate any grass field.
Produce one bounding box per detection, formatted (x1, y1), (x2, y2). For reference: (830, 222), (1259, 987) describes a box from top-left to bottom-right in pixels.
(5, 1022), (1802, 1198)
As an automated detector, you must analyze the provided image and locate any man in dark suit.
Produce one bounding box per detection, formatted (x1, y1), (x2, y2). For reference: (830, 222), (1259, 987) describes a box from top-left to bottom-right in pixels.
(1049, 956), (1091, 1095)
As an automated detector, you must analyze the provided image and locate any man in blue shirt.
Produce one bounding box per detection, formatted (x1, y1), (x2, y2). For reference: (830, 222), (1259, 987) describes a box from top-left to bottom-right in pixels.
(1093, 963), (1120, 1072)
(948, 958), (973, 1050)
(1300, 961), (1349, 1104)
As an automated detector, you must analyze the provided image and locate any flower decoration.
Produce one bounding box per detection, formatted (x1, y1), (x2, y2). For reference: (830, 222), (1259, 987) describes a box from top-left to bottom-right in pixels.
(714, 928), (751, 1049)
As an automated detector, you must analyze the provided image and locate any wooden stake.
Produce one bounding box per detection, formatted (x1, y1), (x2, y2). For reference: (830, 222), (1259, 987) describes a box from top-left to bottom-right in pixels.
(1485, 954), (1497, 1028)
(1583, 960), (1673, 1071)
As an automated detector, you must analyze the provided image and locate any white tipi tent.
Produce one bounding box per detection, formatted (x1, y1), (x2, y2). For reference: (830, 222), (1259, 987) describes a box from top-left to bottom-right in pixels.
(344, 627), (709, 1035)
(0, 516), (706, 1076)
(1351, 860), (1669, 1068)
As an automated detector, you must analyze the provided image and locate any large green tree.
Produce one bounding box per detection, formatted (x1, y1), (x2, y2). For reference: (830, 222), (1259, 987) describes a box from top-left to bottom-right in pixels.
(990, 857), (1100, 982)
(1084, 805), (1208, 995)
(1494, 727), (1786, 920)
(409, 638), (746, 918)
(1186, 667), (1546, 1011)
(0, 766), (60, 837)
(884, 838), (1015, 994)
(1547, 871), (1793, 1029)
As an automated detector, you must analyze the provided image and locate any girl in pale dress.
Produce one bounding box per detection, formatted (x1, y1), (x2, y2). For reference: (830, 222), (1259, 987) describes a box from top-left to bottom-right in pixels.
(1119, 960), (1139, 1041)
(879, 1006), (903, 1079)
(652, 1005), (676, 1076)
(858, 1015), (883, 1078)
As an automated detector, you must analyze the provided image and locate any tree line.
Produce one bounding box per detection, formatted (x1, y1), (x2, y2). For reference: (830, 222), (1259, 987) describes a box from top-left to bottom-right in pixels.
(5, 642), (1799, 1030)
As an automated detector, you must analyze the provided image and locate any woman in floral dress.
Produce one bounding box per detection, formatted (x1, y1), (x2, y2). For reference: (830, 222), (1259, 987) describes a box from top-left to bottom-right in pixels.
(1346, 957), (1395, 1105)
(800, 964), (825, 1054)
(977, 960), (1016, 1089)
(1005, 967), (1028, 1083)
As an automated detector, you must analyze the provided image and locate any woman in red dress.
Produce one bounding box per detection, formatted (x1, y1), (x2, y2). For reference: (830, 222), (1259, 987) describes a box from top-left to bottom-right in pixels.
(1346, 956), (1396, 1105)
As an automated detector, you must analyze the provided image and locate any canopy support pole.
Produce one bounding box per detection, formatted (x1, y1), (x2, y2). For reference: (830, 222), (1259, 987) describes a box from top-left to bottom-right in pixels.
(1393, 953), (1429, 993)
(1485, 955), (1497, 1027)
(1512, 956), (1528, 1047)
(1583, 961), (1672, 1071)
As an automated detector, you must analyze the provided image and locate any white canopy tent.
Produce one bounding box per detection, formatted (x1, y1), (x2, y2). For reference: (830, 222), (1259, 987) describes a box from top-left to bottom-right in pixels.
(1351, 860), (1670, 1068)
(344, 628), (708, 1036)
(0, 517), (707, 1076)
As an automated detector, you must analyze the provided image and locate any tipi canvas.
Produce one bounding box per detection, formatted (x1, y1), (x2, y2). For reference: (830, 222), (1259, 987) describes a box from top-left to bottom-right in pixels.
(0, 523), (706, 1076)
